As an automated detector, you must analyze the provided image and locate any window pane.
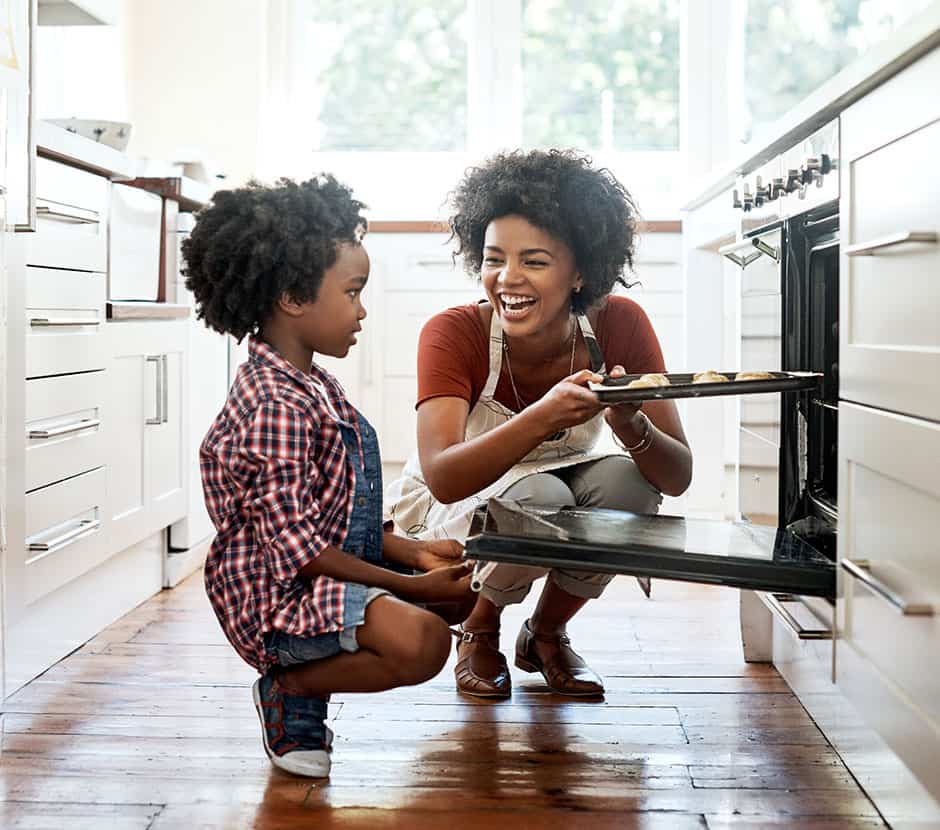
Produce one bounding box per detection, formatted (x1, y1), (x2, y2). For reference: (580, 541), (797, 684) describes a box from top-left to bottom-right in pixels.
(521, 0), (680, 151)
(305, 1), (467, 151)
(739, 0), (932, 141)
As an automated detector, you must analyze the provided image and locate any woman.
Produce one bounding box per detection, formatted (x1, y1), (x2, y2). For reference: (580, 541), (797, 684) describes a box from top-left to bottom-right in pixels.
(386, 150), (693, 698)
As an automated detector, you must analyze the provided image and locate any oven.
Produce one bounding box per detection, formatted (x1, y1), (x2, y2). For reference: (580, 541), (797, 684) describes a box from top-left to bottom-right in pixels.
(464, 122), (841, 604)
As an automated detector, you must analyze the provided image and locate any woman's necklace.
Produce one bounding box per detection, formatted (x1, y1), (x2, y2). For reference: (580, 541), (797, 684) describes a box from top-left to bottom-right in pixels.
(503, 318), (578, 411)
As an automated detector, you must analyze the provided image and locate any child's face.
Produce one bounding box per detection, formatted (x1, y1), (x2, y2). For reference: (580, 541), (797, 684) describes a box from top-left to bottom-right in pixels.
(480, 214), (582, 338)
(301, 242), (370, 358)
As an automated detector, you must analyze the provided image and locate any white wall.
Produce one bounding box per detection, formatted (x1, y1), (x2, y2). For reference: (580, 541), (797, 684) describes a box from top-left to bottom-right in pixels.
(121, 0), (268, 185)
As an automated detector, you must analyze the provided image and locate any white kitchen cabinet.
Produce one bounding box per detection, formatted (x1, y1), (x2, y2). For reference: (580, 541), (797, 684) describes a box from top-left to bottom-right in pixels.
(840, 46), (940, 423)
(104, 320), (186, 555)
(836, 401), (940, 800)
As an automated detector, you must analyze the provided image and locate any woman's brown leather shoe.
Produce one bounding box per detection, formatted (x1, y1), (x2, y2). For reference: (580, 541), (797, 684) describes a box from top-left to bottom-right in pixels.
(514, 619), (604, 697)
(454, 629), (511, 699)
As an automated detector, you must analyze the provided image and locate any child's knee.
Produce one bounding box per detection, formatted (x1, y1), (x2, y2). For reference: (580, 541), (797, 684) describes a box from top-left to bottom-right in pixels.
(394, 611), (451, 685)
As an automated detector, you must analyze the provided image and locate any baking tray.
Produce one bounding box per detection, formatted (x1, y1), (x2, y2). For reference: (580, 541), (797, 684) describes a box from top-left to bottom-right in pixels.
(588, 370), (821, 404)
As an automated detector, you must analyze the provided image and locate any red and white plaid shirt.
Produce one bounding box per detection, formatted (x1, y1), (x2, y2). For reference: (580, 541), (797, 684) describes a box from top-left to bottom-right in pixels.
(201, 338), (363, 671)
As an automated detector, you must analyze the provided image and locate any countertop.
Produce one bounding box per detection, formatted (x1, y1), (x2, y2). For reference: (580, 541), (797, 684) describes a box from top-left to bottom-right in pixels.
(682, 2), (940, 211)
(36, 120), (212, 208)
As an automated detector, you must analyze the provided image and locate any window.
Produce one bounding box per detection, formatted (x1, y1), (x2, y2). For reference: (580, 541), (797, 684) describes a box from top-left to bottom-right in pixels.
(522, 1), (679, 152)
(733, 0), (932, 143)
(307, 2), (468, 152)
(277, 0), (682, 218)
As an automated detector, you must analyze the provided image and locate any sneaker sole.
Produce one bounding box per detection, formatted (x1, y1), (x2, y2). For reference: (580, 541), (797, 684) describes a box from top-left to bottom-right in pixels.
(252, 679), (332, 778)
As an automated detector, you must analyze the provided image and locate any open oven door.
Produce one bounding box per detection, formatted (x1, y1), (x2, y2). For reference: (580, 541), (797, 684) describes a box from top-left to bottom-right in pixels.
(465, 498), (835, 598)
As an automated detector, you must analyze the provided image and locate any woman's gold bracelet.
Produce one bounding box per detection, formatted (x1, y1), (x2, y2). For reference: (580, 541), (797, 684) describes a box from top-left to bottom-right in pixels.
(613, 411), (653, 455)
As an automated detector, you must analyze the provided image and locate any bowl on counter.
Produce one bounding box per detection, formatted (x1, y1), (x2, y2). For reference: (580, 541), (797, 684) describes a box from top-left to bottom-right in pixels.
(46, 118), (132, 151)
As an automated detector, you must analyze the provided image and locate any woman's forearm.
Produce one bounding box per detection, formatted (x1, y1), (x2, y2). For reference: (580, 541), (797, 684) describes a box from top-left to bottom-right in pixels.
(420, 408), (552, 504)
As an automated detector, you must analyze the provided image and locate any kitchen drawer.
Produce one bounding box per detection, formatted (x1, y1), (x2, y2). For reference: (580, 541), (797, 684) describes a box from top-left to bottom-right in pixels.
(25, 372), (106, 492)
(24, 157), (109, 272)
(763, 591), (835, 695)
(838, 615), (940, 805)
(25, 268), (106, 378)
(837, 402), (940, 727)
(841, 113), (940, 420)
(24, 466), (107, 606)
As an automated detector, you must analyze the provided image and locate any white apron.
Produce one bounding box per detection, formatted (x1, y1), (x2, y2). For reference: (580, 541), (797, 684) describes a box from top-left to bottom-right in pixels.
(385, 310), (619, 542)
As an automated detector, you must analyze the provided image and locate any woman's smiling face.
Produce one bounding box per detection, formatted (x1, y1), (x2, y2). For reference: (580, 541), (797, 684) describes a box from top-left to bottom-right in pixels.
(481, 214), (582, 337)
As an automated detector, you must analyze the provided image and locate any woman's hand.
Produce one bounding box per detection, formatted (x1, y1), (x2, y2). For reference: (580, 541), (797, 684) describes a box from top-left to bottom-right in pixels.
(603, 364), (645, 439)
(402, 561), (475, 603)
(532, 368), (607, 435)
(414, 539), (464, 572)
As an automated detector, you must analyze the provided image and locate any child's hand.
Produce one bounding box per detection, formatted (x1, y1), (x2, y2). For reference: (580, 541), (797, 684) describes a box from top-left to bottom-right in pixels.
(414, 539), (464, 572)
(405, 562), (474, 603)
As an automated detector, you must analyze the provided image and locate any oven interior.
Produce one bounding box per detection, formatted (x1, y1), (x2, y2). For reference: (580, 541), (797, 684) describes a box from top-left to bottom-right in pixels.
(781, 203), (840, 559)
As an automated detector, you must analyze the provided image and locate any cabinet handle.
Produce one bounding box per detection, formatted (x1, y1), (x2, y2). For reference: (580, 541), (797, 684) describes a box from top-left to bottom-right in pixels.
(161, 354), (169, 424)
(146, 355), (162, 425)
(29, 418), (101, 439)
(28, 518), (100, 556)
(841, 558), (934, 616)
(762, 592), (832, 640)
(36, 201), (100, 225)
(845, 231), (938, 256)
(30, 317), (101, 328)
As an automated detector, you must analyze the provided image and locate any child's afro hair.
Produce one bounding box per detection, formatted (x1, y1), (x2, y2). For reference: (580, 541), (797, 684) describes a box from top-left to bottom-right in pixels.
(182, 175), (367, 341)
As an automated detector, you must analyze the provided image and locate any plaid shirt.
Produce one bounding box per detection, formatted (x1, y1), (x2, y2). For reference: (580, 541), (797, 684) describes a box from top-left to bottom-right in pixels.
(201, 338), (363, 671)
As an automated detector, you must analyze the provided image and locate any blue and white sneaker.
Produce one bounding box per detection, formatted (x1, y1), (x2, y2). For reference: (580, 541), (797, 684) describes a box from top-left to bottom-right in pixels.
(252, 674), (332, 777)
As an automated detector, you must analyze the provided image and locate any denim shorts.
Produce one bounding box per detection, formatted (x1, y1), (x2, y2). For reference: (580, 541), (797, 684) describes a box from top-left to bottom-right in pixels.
(264, 587), (390, 667)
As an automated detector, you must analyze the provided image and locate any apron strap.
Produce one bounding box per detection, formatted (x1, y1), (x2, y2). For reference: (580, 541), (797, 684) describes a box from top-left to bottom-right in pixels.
(484, 310), (606, 399)
(578, 314), (606, 374)
(481, 308), (504, 398)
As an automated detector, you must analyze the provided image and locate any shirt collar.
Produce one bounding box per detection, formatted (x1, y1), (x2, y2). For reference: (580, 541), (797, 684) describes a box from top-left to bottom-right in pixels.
(248, 337), (355, 426)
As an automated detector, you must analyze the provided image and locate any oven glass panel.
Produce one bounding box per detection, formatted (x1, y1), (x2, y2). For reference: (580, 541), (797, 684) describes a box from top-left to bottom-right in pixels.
(467, 499), (835, 597)
(808, 239), (839, 509)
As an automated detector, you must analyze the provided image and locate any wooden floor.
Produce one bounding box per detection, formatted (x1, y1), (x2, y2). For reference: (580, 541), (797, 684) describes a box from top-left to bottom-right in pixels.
(0, 572), (886, 829)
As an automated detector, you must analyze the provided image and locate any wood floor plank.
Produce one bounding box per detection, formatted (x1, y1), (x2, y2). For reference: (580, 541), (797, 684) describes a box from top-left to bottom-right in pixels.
(0, 802), (160, 830)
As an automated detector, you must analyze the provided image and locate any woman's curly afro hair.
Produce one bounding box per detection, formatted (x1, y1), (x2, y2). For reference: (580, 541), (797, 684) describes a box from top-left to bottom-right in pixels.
(448, 149), (639, 312)
(182, 175), (367, 341)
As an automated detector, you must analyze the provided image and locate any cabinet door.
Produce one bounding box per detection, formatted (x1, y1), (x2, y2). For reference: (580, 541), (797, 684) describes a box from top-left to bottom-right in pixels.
(840, 49), (940, 422)
(106, 349), (148, 553)
(147, 349), (185, 528)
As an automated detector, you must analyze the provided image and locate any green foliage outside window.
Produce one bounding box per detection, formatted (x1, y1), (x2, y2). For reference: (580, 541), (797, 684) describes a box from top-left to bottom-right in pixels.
(522, 0), (680, 151)
(312, 1), (467, 151)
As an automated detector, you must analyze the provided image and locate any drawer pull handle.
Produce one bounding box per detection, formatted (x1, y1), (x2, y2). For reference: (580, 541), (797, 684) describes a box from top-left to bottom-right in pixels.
(29, 317), (101, 328)
(29, 418), (101, 439)
(36, 203), (100, 225)
(841, 558), (934, 616)
(763, 592), (832, 640)
(845, 231), (938, 256)
(27, 518), (100, 555)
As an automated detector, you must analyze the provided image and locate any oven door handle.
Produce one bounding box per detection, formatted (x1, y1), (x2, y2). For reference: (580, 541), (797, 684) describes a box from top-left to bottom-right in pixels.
(845, 231), (938, 257)
(841, 558), (934, 616)
(719, 236), (780, 267)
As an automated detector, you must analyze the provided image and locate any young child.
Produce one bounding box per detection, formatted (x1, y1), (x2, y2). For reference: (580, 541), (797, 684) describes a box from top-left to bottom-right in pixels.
(183, 176), (474, 778)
